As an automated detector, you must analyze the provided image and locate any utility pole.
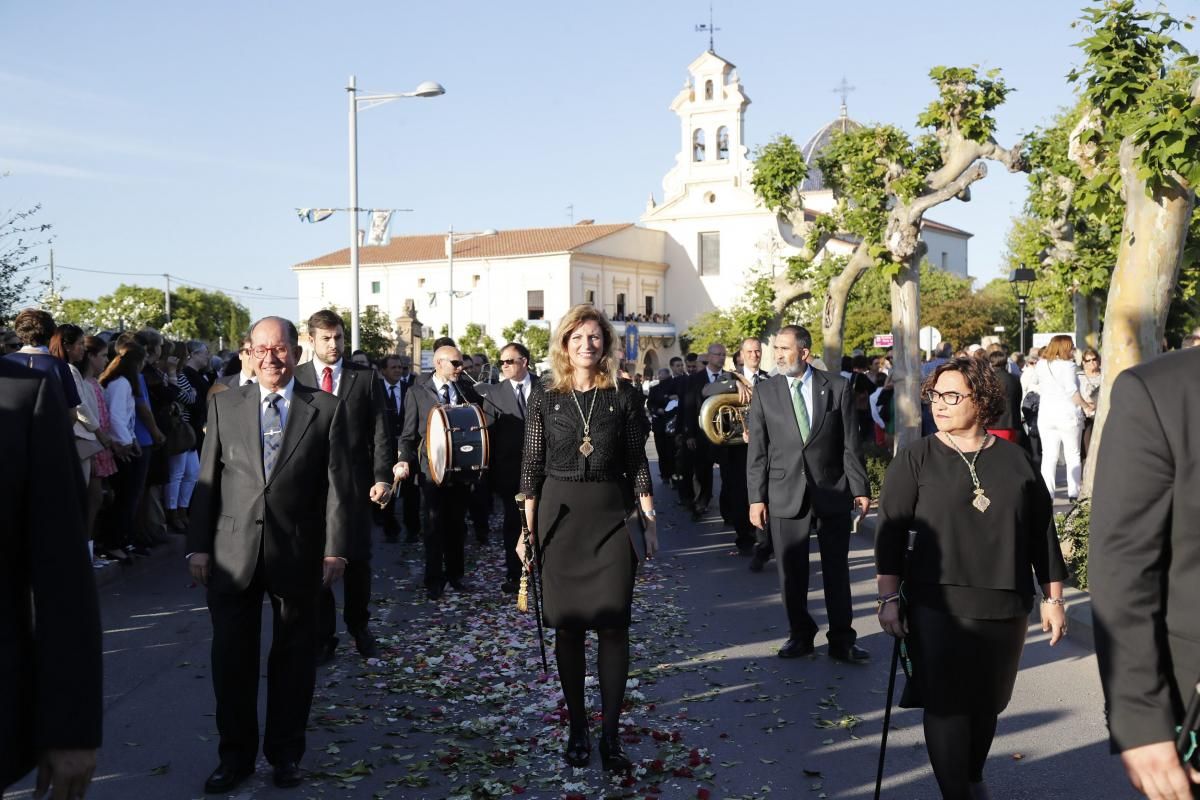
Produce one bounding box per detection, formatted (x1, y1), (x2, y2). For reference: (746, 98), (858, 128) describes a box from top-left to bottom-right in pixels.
(48, 248), (55, 295)
(164, 274), (172, 321)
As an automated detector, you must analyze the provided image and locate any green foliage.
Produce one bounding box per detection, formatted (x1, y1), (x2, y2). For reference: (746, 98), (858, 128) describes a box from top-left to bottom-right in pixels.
(917, 66), (1011, 142)
(1060, 498), (1091, 589)
(750, 135), (808, 215)
(863, 441), (894, 500)
(1001, 215), (1078, 332)
(500, 319), (550, 363)
(682, 272), (781, 353)
(330, 304), (394, 360)
(457, 322), (498, 362)
(54, 283), (251, 346)
(0, 194), (51, 324)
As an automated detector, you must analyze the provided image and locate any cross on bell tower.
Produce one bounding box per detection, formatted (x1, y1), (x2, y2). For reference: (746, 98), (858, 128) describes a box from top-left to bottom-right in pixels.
(695, 3), (720, 52)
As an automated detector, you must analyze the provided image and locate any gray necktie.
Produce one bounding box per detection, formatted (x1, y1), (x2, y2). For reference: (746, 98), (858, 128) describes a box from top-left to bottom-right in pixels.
(262, 393), (283, 479)
(515, 383), (526, 418)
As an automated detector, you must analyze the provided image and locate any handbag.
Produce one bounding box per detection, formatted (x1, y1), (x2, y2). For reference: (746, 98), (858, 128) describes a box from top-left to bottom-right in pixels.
(164, 401), (197, 455)
(75, 437), (106, 461)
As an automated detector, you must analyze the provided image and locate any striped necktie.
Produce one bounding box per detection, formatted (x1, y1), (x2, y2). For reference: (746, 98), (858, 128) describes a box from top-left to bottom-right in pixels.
(262, 393), (283, 479)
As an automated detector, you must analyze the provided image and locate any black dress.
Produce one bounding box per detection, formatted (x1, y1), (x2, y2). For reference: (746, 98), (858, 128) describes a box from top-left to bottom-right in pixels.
(875, 436), (1068, 713)
(520, 381), (653, 630)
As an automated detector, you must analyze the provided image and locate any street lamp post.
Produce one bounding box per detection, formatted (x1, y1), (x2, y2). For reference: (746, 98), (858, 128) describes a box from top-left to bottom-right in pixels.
(347, 75), (445, 351)
(1009, 267), (1036, 357)
(445, 226), (497, 338)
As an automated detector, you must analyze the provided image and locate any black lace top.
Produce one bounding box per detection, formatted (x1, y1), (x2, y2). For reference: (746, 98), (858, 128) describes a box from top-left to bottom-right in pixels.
(520, 381), (653, 498)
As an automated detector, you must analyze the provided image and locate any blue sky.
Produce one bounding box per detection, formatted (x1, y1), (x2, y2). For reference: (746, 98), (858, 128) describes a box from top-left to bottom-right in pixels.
(4, 1), (1195, 322)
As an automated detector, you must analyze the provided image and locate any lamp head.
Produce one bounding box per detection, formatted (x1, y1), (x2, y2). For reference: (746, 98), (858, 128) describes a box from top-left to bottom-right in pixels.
(412, 81), (445, 97)
(1008, 267), (1036, 300)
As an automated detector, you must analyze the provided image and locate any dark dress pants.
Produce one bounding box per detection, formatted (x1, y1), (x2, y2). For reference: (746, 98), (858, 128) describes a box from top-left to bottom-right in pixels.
(675, 434), (695, 503)
(652, 422), (675, 481)
(496, 484), (522, 583)
(771, 508), (856, 648)
(718, 445), (755, 550)
(317, 558), (371, 639)
(401, 479), (420, 539)
(422, 480), (469, 589)
(208, 561), (317, 768)
(693, 438), (715, 506)
(469, 480), (492, 542)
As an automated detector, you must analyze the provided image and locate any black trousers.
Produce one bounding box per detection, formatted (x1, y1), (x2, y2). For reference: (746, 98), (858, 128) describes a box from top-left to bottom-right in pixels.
(693, 438), (716, 504)
(652, 422), (675, 480)
(207, 567), (317, 768)
(422, 481), (469, 589)
(675, 434), (694, 503)
(469, 480), (492, 541)
(316, 558), (371, 640)
(717, 445), (755, 550)
(495, 485), (522, 582)
(771, 509), (856, 648)
(401, 480), (420, 537)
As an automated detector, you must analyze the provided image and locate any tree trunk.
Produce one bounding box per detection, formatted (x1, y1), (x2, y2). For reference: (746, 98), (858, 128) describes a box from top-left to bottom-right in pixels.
(890, 253), (923, 450)
(820, 246), (874, 368)
(1080, 137), (1195, 497)
(1072, 290), (1102, 350)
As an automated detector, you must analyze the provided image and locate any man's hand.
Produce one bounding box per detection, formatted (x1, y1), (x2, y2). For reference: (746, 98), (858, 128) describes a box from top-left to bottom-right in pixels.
(189, 553), (210, 586)
(1119, 741), (1200, 800)
(749, 502), (769, 530)
(735, 380), (752, 405)
(35, 748), (96, 800)
(393, 461), (410, 482)
(369, 481), (392, 507)
(853, 496), (870, 520)
(878, 601), (907, 639)
(322, 557), (346, 587)
(1041, 601), (1068, 646)
(686, 436), (697, 451)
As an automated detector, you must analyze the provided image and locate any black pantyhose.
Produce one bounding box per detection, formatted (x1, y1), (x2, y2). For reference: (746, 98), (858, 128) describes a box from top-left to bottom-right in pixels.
(553, 627), (630, 739)
(923, 709), (999, 798)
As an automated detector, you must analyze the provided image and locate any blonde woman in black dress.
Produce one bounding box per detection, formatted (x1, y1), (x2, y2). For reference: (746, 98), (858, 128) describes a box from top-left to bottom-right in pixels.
(519, 304), (657, 771)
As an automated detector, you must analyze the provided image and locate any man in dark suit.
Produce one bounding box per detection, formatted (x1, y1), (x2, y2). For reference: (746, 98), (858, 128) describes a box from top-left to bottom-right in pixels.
(703, 337), (770, 555)
(681, 343), (731, 519)
(187, 316), (353, 793)
(215, 335), (256, 389)
(746, 325), (870, 663)
(1091, 347), (1200, 799)
(378, 353), (420, 542)
(0, 360), (102, 798)
(393, 345), (485, 600)
(647, 368), (677, 483)
(297, 310), (393, 663)
(474, 342), (535, 594)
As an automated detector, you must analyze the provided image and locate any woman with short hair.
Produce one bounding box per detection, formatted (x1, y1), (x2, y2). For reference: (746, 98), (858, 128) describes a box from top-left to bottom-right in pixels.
(875, 356), (1068, 799)
(519, 304), (657, 771)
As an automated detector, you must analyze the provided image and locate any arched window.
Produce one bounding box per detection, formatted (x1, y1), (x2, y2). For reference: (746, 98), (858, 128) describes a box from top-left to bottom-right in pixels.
(693, 129), (706, 162)
(704, 79), (714, 100)
(717, 126), (729, 160)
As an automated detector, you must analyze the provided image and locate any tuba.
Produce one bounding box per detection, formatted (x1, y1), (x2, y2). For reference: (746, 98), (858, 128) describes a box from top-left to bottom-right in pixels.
(699, 372), (753, 446)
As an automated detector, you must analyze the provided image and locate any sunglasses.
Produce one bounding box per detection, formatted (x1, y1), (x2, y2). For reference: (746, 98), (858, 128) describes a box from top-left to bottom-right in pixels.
(1083, 357), (1098, 363)
(499, 358), (525, 366)
(438, 358), (464, 368)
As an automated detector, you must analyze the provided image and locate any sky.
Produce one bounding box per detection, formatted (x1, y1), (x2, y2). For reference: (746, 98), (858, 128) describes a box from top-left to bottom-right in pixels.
(3, 1), (1197, 323)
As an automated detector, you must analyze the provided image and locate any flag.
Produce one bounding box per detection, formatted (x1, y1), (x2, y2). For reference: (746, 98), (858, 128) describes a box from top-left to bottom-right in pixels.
(297, 208), (335, 223)
(368, 210), (393, 246)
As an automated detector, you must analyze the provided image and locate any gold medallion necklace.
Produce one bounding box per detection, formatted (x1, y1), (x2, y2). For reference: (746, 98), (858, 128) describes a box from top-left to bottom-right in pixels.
(944, 430), (993, 512)
(570, 386), (600, 457)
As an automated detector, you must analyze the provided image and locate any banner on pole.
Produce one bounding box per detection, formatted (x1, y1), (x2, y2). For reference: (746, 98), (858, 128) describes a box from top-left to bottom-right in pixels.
(297, 208), (335, 223)
(368, 210), (393, 246)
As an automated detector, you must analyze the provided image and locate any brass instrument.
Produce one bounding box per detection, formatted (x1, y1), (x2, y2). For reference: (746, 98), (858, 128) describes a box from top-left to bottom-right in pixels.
(699, 372), (753, 446)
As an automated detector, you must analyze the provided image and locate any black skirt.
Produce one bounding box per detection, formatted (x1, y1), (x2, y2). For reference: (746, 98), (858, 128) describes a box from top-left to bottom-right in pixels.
(537, 477), (635, 630)
(900, 603), (1027, 715)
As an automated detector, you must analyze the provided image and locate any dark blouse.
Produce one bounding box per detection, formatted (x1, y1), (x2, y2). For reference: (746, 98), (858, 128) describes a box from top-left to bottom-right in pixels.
(520, 381), (653, 499)
(875, 435), (1068, 619)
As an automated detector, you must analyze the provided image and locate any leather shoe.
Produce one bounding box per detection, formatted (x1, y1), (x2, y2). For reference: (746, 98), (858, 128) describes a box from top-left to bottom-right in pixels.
(748, 553), (767, 573)
(777, 638), (816, 659)
(500, 579), (519, 594)
(599, 734), (632, 772)
(351, 629), (379, 658)
(427, 584), (444, 601)
(314, 636), (338, 666)
(563, 727), (591, 768)
(272, 761), (303, 788)
(448, 578), (472, 592)
(828, 644), (871, 664)
(204, 762), (253, 794)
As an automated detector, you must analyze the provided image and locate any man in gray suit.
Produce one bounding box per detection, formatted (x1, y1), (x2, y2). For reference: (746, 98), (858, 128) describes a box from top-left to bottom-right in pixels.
(187, 317), (353, 794)
(746, 325), (870, 662)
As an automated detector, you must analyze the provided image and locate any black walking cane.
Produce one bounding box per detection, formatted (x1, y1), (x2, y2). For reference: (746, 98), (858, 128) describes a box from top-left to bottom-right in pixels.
(875, 530), (915, 800)
(515, 493), (549, 674)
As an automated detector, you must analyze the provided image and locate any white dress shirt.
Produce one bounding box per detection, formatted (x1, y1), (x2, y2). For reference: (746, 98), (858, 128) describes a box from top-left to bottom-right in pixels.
(316, 359), (343, 395)
(785, 366), (814, 426)
(705, 367), (721, 384)
(383, 379), (404, 414)
(259, 378), (295, 433)
(431, 375), (461, 405)
(510, 374), (532, 404)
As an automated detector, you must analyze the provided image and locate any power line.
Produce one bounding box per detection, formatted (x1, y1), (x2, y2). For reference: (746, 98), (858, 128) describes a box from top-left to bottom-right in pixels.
(45, 263), (298, 301)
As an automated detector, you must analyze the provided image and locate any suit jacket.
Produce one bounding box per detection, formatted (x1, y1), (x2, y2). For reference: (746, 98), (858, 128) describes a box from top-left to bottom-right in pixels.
(1090, 348), (1200, 752)
(397, 378), (485, 484)
(681, 370), (723, 441)
(0, 361), (102, 790)
(475, 377), (536, 494)
(218, 372), (254, 389)
(187, 381), (353, 598)
(378, 377), (412, 460)
(746, 367), (868, 519)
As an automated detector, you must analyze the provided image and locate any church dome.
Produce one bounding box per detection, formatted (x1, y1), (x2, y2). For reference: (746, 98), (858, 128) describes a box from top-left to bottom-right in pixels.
(800, 106), (863, 192)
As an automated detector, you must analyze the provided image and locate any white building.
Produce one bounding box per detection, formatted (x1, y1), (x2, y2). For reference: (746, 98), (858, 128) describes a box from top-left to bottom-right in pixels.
(292, 48), (971, 369)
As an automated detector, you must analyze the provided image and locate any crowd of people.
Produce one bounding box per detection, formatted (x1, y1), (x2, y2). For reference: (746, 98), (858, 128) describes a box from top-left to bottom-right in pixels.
(4, 304), (1199, 800)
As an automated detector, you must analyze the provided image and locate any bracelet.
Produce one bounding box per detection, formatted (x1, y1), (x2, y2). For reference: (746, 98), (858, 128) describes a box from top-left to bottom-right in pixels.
(875, 593), (900, 609)
(1041, 597), (1066, 606)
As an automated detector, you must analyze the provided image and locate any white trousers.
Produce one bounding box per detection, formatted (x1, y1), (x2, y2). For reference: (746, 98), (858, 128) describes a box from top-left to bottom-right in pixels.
(1037, 417), (1082, 500)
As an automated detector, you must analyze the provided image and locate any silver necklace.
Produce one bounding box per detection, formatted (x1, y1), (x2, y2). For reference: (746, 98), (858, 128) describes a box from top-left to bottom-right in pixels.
(570, 387), (599, 457)
(944, 431), (993, 512)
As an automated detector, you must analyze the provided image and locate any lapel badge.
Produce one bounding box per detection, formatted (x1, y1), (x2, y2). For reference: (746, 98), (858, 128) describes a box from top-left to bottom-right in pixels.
(554, 404), (560, 411)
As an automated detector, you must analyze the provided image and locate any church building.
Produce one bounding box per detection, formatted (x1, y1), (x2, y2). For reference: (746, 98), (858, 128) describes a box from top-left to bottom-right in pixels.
(291, 49), (971, 372)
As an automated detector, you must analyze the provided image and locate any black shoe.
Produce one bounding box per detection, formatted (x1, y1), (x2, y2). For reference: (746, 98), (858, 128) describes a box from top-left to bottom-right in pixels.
(749, 553), (767, 573)
(500, 579), (519, 595)
(351, 629), (379, 659)
(383, 533), (399, 543)
(314, 636), (338, 666)
(599, 734), (632, 772)
(448, 578), (471, 592)
(563, 727), (591, 768)
(828, 644), (871, 664)
(427, 585), (444, 601)
(204, 762), (253, 794)
(777, 638), (816, 659)
(272, 761), (303, 789)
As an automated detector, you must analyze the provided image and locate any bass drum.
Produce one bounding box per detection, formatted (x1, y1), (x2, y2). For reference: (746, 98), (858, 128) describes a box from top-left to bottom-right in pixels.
(426, 403), (490, 486)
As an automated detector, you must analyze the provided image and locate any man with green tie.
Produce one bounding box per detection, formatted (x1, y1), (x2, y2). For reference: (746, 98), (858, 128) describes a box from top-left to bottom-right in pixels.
(746, 325), (870, 663)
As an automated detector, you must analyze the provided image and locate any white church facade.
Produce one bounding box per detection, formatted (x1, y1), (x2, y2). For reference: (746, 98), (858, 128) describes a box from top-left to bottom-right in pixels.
(292, 49), (971, 371)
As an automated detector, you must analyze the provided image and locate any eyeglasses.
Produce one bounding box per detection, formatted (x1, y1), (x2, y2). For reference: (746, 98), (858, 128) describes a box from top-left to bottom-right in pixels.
(499, 358), (525, 366)
(437, 358), (464, 368)
(251, 345), (290, 360)
(924, 389), (972, 406)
